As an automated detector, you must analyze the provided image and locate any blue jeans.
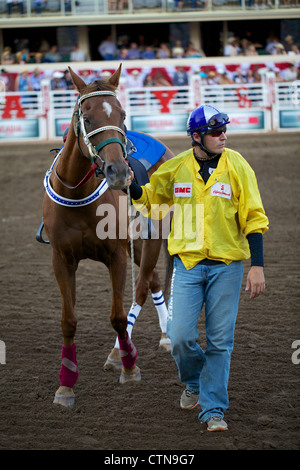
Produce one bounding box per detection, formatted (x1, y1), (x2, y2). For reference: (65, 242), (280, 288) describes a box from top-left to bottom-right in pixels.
(167, 257), (243, 423)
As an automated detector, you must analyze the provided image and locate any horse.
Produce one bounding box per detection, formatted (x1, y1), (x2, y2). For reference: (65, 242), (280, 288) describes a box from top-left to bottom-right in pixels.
(42, 65), (175, 406)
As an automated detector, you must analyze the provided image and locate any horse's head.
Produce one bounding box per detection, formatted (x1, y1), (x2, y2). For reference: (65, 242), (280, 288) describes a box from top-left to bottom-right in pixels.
(69, 65), (130, 190)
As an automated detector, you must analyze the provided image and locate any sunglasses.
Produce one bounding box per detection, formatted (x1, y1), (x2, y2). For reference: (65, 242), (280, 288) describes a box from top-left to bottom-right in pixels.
(205, 126), (227, 137)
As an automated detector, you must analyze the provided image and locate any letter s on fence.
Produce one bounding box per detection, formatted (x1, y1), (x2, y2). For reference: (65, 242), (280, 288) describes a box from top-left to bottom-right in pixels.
(291, 340), (300, 365)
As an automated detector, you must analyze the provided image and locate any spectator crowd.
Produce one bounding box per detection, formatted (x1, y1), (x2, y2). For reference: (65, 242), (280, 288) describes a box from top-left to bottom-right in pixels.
(0, 59), (299, 94)
(1, 31), (299, 68)
(0, 31), (299, 92)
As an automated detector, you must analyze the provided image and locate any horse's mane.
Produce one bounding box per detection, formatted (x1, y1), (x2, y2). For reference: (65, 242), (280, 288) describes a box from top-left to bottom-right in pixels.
(81, 78), (117, 95)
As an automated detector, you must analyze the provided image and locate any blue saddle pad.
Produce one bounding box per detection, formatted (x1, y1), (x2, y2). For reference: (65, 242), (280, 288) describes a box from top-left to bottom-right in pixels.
(126, 130), (166, 170)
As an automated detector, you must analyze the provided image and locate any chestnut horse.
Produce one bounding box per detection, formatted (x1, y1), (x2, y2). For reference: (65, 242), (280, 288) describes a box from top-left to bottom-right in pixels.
(42, 65), (174, 406)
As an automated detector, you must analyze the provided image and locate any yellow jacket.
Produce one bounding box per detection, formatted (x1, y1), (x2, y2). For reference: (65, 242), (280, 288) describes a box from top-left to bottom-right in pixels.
(134, 147), (269, 269)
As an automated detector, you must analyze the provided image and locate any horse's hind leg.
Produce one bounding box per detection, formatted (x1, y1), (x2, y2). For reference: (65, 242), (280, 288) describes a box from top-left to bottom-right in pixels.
(104, 237), (169, 372)
(136, 238), (171, 351)
(52, 250), (78, 407)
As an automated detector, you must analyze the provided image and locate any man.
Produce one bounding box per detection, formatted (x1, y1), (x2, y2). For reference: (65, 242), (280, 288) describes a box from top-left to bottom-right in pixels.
(98, 35), (118, 60)
(126, 105), (269, 432)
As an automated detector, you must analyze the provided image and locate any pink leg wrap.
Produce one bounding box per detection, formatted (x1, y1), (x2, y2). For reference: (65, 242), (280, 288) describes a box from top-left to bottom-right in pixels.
(118, 333), (138, 369)
(58, 344), (78, 388)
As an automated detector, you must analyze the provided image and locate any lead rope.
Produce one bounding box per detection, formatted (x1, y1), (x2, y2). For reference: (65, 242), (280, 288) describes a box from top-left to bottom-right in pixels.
(127, 186), (136, 306)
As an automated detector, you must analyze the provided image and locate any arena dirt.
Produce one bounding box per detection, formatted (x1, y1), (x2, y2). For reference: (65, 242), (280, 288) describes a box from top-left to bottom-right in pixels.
(0, 133), (299, 451)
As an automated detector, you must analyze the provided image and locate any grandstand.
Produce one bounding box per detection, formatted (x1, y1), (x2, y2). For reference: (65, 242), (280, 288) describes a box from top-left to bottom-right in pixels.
(0, 0), (299, 140)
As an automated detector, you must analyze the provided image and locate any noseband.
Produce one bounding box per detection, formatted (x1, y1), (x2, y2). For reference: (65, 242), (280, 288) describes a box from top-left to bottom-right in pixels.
(76, 90), (127, 173)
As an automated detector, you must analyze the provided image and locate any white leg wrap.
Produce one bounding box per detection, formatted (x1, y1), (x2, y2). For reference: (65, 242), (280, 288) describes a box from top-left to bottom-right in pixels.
(114, 303), (142, 349)
(152, 290), (168, 333)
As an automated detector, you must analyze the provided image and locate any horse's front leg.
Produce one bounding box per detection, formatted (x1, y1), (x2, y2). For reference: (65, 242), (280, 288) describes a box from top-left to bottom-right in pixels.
(52, 249), (78, 406)
(135, 238), (163, 306)
(109, 253), (141, 384)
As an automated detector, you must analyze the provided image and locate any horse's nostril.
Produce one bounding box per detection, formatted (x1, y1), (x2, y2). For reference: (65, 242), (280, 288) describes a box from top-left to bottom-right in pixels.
(106, 164), (117, 178)
(105, 163), (127, 189)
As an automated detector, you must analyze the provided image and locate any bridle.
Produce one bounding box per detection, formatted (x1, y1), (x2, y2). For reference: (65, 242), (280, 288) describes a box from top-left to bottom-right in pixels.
(76, 90), (127, 174)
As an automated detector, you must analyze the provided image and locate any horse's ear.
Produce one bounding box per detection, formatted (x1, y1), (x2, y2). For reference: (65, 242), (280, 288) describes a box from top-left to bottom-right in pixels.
(109, 64), (122, 88)
(68, 66), (86, 92)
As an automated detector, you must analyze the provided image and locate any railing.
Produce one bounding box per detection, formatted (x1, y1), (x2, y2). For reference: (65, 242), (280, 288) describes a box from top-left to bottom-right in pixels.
(0, 78), (299, 141)
(0, 0), (299, 17)
(273, 79), (300, 130)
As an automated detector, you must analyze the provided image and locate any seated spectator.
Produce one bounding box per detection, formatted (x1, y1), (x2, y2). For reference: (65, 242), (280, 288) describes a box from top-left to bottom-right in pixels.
(28, 51), (44, 63)
(141, 45), (156, 60)
(0, 68), (10, 91)
(254, 0), (273, 8)
(64, 0), (72, 12)
(101, 71), (113, 79)
(239, 38), (250, 55)
(172, 40), (185, 58)
(206, 71), (218, 85)
(245, 44), (258, 56)
(118, 48), (129, 60)
(224, 37), (240, 56)
(245, 68), (256, 83)
(33, 0), (47, 15)
(15, 70), (31, 91)
(190, 0), (207, 8)
(233, 66), (247, 83)
(98, 35), (118, 60)
(63, 69), (75, 89)
(108, 0), (125, 10)
(174, 0), (183, 9)
(127, 42), (141, 60)
(143, 73), (155, 86)
(289, 44), (300, 55)
(51, 71), (67, 90)
(43, 45), (62, 63)
(173, 66), (189, 86)
(282, 63), (298, 81)
(272, 43), (287, 55)
(7, 0), (25, 16)
(14, 51), (26, 64)
(156, 42), (171, 59)
(29, 67), (42, 90)
(184, 42), (203, 58)
(70, 44), (86, 62)
(265, 36), (281, 55)
(283, 35), (295, 53)
(127, 69), (144, 88)
(219, 71), (234, 85)
(1, 46), (14, 65)
(274, 67), (284, 82)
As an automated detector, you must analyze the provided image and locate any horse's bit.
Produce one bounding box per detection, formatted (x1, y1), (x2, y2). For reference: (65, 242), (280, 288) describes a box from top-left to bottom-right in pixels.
(76, 90), (127, 174)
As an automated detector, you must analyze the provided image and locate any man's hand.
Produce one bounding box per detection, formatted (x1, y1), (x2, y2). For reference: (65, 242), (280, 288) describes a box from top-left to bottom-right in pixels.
(125, 166), (134, 188)
(245, 266), (265, 299)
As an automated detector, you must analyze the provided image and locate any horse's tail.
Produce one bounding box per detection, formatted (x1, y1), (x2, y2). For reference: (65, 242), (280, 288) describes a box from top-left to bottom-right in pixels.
(163, 238), (174, 300)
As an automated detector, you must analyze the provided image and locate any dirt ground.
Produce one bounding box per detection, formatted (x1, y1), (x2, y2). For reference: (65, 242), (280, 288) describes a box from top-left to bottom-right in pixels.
(0, 132), (299, 453)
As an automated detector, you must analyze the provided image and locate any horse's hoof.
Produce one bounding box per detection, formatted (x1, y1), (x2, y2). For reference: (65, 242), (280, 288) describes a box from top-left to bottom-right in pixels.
(53, 386), (75, 407)
(119, 365), (141, 384)
(103, 356), (122, 371)
(103, 348), (122, 371)
(159, 336), (171, 352)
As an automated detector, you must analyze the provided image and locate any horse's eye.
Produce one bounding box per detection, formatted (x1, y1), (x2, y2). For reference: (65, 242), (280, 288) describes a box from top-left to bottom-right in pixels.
(83, 116), (90, 125)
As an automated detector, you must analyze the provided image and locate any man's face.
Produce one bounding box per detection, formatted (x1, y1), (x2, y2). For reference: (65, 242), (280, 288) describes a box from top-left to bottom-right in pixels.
(193, 125), (227, 155)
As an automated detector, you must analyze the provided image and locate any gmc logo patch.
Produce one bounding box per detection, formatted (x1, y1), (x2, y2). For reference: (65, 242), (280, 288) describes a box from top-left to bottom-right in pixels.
(174, 183), (192, 197)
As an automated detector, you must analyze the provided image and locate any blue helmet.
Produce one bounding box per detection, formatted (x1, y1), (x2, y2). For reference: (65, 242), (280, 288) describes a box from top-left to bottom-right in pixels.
(187, 105), (230, 135)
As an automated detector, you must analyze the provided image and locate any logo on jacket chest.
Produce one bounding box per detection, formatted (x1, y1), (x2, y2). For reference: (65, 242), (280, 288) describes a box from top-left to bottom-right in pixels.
(211, 182), (231, 199)
(174, 183), (192, 196)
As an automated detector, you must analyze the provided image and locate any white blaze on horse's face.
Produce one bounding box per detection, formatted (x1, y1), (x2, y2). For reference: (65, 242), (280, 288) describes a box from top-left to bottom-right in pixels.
(103, 101), (112, 118)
